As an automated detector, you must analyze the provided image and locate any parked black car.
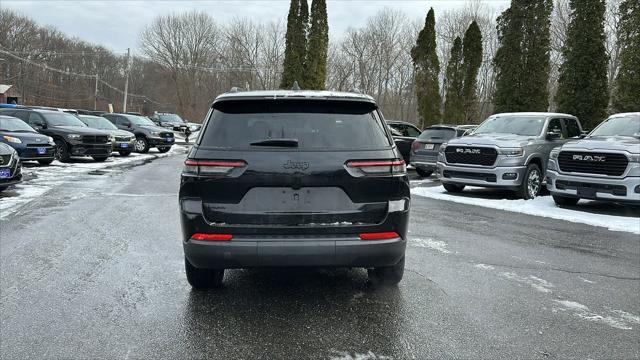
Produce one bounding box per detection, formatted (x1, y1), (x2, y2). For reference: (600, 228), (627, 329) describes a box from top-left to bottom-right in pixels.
(179, 90), (410, 289)
(0, 115), (55, 165)
(102, 113), (174, 153)
(150, 112), (202, 133)
(386, 120), (421, 164)
(0, 108), (112, 162)
(410, 125), (474, 177)
(0, 142), (22, 192)
(78, 115), (135, 156)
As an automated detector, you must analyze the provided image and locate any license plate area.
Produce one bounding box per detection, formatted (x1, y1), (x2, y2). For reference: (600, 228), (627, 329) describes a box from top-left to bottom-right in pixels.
(577, 187), (597, 199)
(37, 147), (47, 155)
(120, 143), (129, 148)
(425, 144), (434, 150)
(0, 169), (11, 179)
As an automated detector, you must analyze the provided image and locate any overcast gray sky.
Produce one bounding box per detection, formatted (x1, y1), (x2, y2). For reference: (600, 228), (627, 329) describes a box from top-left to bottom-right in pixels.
(1, 0), (510, 53)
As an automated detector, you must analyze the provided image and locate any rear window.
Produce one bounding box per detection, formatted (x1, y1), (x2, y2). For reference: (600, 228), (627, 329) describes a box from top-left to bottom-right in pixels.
(418, 128), (456, 141)
(200, 100), (391, 150)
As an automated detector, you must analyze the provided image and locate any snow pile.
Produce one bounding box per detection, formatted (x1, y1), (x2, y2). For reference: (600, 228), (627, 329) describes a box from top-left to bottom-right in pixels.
(411, 185), (640, 234)
(0, 146), (187, 220)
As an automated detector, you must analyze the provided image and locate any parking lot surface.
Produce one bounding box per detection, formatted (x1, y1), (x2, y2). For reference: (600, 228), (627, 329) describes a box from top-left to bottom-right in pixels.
(1, 152), (638, 359)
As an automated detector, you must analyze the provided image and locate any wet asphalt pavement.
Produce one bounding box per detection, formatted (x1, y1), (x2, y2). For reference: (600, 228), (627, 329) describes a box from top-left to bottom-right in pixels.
(1, 151), (638, 359)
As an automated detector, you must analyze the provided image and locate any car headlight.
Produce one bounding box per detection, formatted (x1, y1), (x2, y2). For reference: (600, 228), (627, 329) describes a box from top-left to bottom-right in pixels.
(3, 135), (22, 144)
(67, 134), (82, 140)
(550, 148), (561, 159)
(629, 153), (640, 163)
(47, 136), (55, 145)
(150, 131), (160, 136)
(108, 135), (115, 142)
(498, 148), (524, 157)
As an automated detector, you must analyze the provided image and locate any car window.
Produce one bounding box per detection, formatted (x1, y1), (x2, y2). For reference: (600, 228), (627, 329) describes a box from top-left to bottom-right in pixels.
(41, 112), (87, 127)
(12, 111), (30, 122)
(589, 115), (640, 137)
(405, 125), (421, 137)
(563, 118), (581, 138)
(0, 116), (37, 132)
(115, 116), (129, 126)
(418, 128), (456, 141)
(79, 115), (118, 130)
(547, 118), (563, 138)
(28, 112), (45, 126)
(201, 100), (391, 150)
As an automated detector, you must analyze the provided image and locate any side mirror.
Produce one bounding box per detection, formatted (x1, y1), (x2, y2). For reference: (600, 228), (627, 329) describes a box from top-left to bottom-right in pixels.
(124, 122), (131, 128)
(34, 122), (47, 130)
(579, 130), (589, 139)
(546, 131), (561, 140)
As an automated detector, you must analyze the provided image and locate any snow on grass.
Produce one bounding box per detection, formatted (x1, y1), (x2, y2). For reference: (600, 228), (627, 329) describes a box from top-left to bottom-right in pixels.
(411, 185), (640, 234)
(409, 237), (451, 254)
(0, 146), (187, 220)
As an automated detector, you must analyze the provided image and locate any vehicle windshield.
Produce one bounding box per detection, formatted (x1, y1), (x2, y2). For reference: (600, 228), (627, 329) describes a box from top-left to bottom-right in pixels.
(128, 115), (156, 126)
(79, 115), (118, 130)
(474, 115), (546, 136)
(418, 128), (456, 141)
(158, 114), (184, 123)
(201, 100), (391, 150)
(42, 112), (87, 127)
(589, 115), (640, 137)
(0, 116), (37, 132)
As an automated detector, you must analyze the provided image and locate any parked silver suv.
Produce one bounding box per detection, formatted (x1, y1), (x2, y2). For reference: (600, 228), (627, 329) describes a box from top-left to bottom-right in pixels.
(547, 112), (640, 205)
(437, 112), (583, 199)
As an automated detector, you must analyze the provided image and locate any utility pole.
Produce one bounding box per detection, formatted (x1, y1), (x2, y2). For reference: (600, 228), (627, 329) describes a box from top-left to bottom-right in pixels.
(94, 74), (99, 110)
(123, 48), (130, 113)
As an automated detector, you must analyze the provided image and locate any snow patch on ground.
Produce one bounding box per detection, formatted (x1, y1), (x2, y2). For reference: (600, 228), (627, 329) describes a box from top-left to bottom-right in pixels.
(499, 272), (555, 293)
(475, 264), (495, 270)
(411, 186), (640, 234)
(553, 300), (638, 330)
(409, 237), (451, 254)
(0, 146), (187, 220)
(330, 351), (391, 360)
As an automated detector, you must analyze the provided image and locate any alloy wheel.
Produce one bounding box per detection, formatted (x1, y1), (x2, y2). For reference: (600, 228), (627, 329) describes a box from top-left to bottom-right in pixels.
(527, 169), (541, 198)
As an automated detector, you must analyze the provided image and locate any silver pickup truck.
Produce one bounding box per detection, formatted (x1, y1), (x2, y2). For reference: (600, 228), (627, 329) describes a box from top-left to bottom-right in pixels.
(547, 112), (640, 205)
(436, 112), (583, 199)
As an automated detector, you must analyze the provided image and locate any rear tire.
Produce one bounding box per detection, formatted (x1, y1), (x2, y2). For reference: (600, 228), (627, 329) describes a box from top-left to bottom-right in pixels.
(443, 183), (465, 193)
(416, 168), (433, 178)
(553, 195), (579, 206)
(368, 256), (405, 286)
(92, 156), (108, 162)
(185, 257), (224, 290)
(118, 150), (132, 156)
(38, 159), (54, 166)
(54, 139), (71, 163)
(516, 163), (542, 200)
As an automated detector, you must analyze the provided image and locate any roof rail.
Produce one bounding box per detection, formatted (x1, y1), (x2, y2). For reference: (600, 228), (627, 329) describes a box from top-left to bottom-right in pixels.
(291, 81), (301, 91)
(349, 87), (361, 94)
(229, 86), (242, 93)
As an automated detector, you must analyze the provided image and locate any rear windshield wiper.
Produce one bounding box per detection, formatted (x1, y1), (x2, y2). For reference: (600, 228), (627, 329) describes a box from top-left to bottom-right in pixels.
(250, 138), (299, 147)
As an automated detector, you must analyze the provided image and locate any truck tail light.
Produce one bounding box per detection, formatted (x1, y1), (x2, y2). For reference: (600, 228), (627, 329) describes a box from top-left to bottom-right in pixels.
(411, 141), (422, 150)
(359, 232), (400, 240)
(183, 159), (246, 176)
(346, 159), (406, 177)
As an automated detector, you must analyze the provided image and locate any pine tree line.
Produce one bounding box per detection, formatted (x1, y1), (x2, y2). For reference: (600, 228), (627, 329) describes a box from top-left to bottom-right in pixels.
(280, 0), (328, 90)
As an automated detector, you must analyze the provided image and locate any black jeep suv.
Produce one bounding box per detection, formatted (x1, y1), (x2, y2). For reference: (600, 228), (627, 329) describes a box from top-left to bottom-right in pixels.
(179, 90), (410, 289)
(0, 108), (111, 162)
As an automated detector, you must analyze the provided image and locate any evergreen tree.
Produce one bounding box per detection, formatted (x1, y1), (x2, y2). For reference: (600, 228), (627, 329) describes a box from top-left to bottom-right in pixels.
(280, 0), (309, 89)
(461, 21), (483, 122)
(557, 0), (609, 129)
(443, 37), (464, 123)
(304, 0), (329, 90)
(412, 8), (441, 127)
(494, 0), (553, 113)
(613, 0), (640, 113)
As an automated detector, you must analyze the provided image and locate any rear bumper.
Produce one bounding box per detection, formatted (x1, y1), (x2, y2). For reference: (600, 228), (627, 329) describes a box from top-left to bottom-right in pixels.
(437, 161), (526, 188)
(411, 153), (438, 171)
(184, 236), (406, 269)
(546, 169), (640, 203)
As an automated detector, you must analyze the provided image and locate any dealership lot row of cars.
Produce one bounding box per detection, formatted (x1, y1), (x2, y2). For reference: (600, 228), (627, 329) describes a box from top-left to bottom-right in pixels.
(393, 112), (640, 206)
(0, 106), (189, 192)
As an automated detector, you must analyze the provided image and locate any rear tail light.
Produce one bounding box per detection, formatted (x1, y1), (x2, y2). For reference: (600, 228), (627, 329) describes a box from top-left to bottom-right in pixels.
(183, 159), (246, 176)
(346, 159), (406, 177)
(411, 141), (422, 150)
(191, 233), (233, 241)
(359, 232), (400, 240)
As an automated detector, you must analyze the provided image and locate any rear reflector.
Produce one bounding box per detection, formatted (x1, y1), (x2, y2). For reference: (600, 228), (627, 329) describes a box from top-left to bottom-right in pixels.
(359, 232), (400, 240)
(191, 233), (233, 241)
